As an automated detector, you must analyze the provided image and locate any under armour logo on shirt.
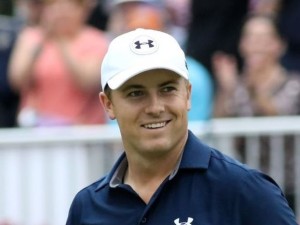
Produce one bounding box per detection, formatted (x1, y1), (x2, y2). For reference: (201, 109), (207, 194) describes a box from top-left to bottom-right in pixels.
(130, 35), (158, 54)
(174, 217), (194, 225)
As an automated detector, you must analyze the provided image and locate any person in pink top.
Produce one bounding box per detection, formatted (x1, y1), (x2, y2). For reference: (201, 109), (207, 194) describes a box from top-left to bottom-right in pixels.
(9, 0), (109, 126)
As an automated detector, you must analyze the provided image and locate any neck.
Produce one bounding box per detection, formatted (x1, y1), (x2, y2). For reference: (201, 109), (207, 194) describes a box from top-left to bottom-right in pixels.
(126, 150), (181, 182)
(123, 132), (188, 203)
(124, 152), (181, 204)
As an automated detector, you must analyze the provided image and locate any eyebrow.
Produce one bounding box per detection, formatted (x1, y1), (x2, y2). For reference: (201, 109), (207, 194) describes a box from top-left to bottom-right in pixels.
(160, 79), (180, 87)
(120, 78), (180, 92)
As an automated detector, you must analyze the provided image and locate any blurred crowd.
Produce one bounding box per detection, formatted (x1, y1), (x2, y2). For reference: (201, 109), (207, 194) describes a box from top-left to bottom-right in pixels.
(1, 0), (300, 223)
(1, 0), (300, 128)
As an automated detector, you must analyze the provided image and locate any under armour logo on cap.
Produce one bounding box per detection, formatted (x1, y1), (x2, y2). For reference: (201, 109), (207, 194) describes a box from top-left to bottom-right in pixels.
(134, 40), (154, 49)
(130, 35), (158, 55)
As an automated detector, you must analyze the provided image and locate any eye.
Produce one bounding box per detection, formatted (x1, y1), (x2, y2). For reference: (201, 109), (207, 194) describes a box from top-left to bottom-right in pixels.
(161, 86), (176, 93)
(127, 90), (144, 97)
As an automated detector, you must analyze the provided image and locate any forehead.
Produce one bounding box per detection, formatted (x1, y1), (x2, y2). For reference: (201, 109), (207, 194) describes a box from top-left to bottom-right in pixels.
(121, 69), (184, 87)
(243, 17), (276, 36)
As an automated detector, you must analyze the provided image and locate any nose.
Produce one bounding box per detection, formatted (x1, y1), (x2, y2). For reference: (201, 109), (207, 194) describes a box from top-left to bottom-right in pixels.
(144, 93), (165, 116)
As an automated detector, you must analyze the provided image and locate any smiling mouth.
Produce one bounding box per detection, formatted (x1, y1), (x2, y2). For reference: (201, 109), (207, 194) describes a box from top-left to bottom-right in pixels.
(142, 121), (170, 129)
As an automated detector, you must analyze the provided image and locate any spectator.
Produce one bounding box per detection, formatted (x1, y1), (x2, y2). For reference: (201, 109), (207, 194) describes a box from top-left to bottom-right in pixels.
(213, 14), (300, 210)
(250, 0), (300, 74)
(213, 14), (300, 117)
(9, 0), (109, 126)
(185, 0), (250, 83)
(105, 0), (214, 122)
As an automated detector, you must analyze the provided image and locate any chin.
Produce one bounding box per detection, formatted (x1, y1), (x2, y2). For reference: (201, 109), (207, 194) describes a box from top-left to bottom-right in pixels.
(142, 140), (171, 154)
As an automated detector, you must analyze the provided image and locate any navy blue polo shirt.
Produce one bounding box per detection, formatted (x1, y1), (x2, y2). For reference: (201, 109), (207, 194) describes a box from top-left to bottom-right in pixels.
(66, 131), (297, 225)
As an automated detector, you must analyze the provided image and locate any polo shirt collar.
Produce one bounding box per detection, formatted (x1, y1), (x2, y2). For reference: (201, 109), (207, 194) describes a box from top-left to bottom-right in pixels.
(95, 130), (211, 191)
(179, 130), (211, 169)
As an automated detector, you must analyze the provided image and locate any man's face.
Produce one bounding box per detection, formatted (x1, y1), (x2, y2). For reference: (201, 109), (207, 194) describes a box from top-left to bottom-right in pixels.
(100, 69), (191, 158)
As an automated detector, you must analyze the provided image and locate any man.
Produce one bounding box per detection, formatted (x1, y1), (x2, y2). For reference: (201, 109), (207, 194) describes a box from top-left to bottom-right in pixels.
(66, 29), (297, 224)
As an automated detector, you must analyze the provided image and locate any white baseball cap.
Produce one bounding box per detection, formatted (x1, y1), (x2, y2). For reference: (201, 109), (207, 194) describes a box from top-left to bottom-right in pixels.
(101, 28), (189, 90)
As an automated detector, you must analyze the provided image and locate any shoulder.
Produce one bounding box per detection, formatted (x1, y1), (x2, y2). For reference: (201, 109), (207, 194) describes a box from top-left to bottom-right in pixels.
(69, 176), (107, 210)
(66, 178), (101, 224)
(184, 132), (256, 182)
(192, 142), (283, 197)
(66, 176), (108, 223)
(205, 148), (296, 222)
(208, 148), (296, 222)
(208, 148), (257, 184)
(209, 147), (278, 187)
(184, 134), (292, 215)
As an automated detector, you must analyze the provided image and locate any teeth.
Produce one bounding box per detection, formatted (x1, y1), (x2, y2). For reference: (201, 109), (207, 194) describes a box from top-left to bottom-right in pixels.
(144, 122), (166, 129)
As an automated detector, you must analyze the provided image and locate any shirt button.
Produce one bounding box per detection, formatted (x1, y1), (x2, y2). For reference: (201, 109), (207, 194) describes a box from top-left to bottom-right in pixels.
(141, 217), (147, 223)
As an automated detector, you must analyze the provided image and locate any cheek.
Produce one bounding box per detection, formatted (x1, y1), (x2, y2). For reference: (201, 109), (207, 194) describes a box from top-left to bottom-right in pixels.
(171, 95), (191, 115)
(113, 103), (137, 121)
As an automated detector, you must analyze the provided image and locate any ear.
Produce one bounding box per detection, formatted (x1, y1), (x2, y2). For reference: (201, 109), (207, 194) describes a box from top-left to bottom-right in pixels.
(187, 82), (192, 111)
(99, 92), (116, 120)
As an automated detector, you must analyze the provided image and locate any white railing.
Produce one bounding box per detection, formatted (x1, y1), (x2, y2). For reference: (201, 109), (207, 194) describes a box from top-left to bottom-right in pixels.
(0, 116), (299, 224)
